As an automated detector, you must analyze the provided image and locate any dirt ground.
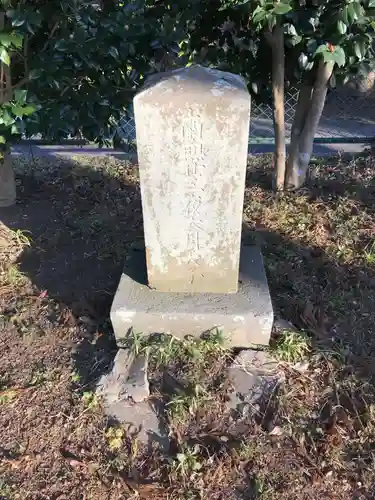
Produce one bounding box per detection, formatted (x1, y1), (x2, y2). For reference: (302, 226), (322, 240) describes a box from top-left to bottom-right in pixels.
(1, 152), (375, 499)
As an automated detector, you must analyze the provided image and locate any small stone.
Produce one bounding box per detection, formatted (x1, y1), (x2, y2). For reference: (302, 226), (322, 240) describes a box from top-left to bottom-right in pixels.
(232, 349), (279, 373)
(273, 317), (297, 333)
(122, 353), (149, 403)
(97, 348), (150, 405)
(106, 399), (168, 451)
(96, 348), (135, 405)
(228, 349), (284, 415)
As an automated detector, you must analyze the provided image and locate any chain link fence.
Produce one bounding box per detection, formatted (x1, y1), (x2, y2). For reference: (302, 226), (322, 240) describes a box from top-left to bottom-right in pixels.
(116, 85), (375, 155)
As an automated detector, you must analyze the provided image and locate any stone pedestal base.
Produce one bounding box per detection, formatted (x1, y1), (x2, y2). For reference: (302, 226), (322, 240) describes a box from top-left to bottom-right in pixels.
(111, 245), (273, 347)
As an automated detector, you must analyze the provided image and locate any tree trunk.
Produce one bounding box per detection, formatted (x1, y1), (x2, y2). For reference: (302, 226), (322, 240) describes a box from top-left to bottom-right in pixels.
(268, 23), (286, 190)
(285, 61), (333, 189)
(0, 151), (16, 207)
(285, 85), (313, 185)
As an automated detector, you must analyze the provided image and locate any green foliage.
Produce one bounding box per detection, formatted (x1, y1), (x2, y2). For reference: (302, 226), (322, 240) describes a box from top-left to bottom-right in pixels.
(25, 0), (186, 143)
(167, 383), (210, 422)
(82, 390), (99, 408)
(171, 0), (375, 100)
(124, 329), (225, 370)
(105, 426), (125, 452)
(170, 444), (202, 479)
(0, 1), (184, 146)
(269, 329), (311, 364)
(0, 388), (17, 404)
(1, 0), (374, 149)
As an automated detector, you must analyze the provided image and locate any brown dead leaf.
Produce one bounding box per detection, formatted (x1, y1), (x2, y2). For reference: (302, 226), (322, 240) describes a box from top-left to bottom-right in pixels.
(69, 459), (86, 469)
(269, 426), (283, 436)
(301, 301), (330, 341)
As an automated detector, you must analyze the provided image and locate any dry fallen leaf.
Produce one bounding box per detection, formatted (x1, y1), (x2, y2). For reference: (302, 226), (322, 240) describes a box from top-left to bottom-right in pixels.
(269, 426), (283, 436)
(301, 300), (330, 340)
(293, 360), (310, 373)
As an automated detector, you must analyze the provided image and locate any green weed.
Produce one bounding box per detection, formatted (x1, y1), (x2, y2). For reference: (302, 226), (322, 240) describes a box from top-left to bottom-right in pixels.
(170, 444), (202, 479)
(10, 229), (32, 248)
(5, 264), (27, 287)
(0, 389), (17, 405)
(82, 391), (99, 409)
(105, 426), (125, 452)
(269, 330), (311, 364)
(237, 440), (257, 461)
(71, 371), (81, 383)
(364, 240), (375, 266)
(167, 384), (210, 422)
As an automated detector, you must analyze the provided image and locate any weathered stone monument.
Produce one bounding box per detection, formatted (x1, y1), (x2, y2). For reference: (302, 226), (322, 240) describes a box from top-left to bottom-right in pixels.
(98, 65), (276, 446)
(135, 67), (248, 294)
(111, 65), (273, 347)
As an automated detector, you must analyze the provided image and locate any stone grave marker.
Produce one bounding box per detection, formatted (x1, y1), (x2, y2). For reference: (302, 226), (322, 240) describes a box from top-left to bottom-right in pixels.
(111, 65), (273, 347)
(134, 65), (250, 293)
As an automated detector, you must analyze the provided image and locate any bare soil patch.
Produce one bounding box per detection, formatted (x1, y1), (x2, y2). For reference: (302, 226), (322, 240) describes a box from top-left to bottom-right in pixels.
(1, 152), (375, 499)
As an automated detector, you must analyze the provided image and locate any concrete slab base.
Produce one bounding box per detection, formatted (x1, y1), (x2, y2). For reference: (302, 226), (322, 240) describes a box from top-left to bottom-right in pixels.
(111, 245), (273, 347)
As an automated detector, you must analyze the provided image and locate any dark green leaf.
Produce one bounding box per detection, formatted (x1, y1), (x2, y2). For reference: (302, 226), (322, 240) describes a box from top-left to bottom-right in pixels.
(11, 105), (25, 118)
(0, 47), (10, 66)
(273, 3), (292, 15)
(307, 15), (319, 30)
(347, 3), (357, 22)
(287, 34), (302, 46)
(333, 46), (346, 67)
(10, 34), (23, 49)
(6, 10), (25, 27)
(0, 34), (12, 47)
(353, 2), (363, 18)
(0, 33), (24, 49)
(2, 111), (15, 127)
(305, 61), (314, 71)
(298, 52), (308, 69)
(267, 14), (277, 30)
(252, 5), (266, 25)
(14, 90), (27, 104)
(108, 46), (119, 59)
(354, 41), (364, 60)
(315, 44), (328, 55)
(322, 51), (335, 64)
(341, 6), (349, 25)
(22, 106), (36, 116)
(306, 39), (317, 54)
(284, 23), (297, 36)
(337, 20), (347, 35)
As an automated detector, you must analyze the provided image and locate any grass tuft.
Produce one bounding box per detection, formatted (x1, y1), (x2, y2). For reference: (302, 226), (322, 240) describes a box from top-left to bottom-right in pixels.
(269, 330), (311, 364)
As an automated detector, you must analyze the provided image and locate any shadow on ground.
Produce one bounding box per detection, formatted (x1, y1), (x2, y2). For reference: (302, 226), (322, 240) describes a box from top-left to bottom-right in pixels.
(1, 152), (375, 378)
(248, 149), (375, 208)
(1, 152), (375, 498)
(0, 155), (145, 386)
